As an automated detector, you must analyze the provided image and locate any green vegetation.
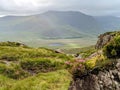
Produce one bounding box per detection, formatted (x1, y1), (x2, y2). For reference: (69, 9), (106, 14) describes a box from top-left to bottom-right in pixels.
(0, 70), (71, 90)
(77, 46), (96, 58)
(0, 42), (72, 79)
(61, 46), (96, 56)
(66, 53), (116, 79)
(0, 41), (28, 47)
(24, 37), (97, 49)
(0, 30), (119, 90)
(66, 31), (120, 79)
(0, 42), (73, 90)
(0, 63), (29, 79)
(103, 34), (120, 58)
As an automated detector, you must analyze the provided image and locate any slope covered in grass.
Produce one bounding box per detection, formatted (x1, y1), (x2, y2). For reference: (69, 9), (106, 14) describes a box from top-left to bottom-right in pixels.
(0, 70), (71, 90)
(0, 42), (73, 90)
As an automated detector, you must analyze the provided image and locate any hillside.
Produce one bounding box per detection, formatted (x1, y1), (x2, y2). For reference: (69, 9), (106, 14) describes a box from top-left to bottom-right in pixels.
(0, 42), (73, 90)
(1, 11), (120, 41)
(0, 11), (120, 48)
(95, 16), (120, 32)
(0, 11), (100, 40)
(0, 31), (120, 90)
(1, 11), (120, 40)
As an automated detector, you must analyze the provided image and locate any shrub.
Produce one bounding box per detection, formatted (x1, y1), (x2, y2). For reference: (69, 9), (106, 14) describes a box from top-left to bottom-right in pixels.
(20, 58), (64, 73)
(0, 42), (73, 79)
(65, 59), (86, 78)
(103, 35), (120, 58)
(0, 64), (29, 79)
(0, 55), (19, 61)
(66, 54), (111, 78)
(0, 41), (28, 48)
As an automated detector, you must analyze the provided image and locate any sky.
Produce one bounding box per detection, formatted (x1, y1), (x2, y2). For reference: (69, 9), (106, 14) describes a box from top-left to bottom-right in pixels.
(0, 0), (120, 16)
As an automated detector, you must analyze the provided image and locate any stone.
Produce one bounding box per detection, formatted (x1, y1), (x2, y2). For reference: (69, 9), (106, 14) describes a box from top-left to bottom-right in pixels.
(69, 59), (120, 90)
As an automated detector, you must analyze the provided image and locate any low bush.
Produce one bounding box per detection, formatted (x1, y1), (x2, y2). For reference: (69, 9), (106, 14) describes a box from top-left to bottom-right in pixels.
(66, 54), (112, 78)
(20, 58), (65, 73)
(0, 41), (28, 48)
(0, 54), (19, 61)
(103, 35), (120, 58)
(0, 63), (29, 79)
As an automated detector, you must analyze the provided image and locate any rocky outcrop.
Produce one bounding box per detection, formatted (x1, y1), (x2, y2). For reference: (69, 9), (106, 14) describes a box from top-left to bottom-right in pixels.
(95, 31), (120, 49)
(95, 32), (115, 49)
(69, 31), (120, 90)
(69, 59), (120, 90)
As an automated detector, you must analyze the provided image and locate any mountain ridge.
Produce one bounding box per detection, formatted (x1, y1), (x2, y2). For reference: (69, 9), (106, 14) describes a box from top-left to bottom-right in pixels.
(0, 11), (120, 48)
(0, 11), (102, 40)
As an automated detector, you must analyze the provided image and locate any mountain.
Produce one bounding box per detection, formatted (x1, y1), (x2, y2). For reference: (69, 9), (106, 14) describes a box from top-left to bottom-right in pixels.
(0, 11), (120, 48)
(0, 11), (101, 41)
(94, 16), (120, 32)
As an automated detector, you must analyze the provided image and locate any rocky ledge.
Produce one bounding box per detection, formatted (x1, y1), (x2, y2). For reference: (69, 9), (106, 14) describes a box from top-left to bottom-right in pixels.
(69, 58), (120, 90)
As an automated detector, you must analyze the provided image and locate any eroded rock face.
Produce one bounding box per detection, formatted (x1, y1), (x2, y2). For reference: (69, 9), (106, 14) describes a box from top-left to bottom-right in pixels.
(95, 32), (115, 49)
(95, 31), (120, 49)
(69, 60), (120, 90)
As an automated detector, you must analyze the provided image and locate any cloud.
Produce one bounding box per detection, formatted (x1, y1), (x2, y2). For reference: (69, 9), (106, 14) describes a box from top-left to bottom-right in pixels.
(0, 0), (52, 10)
(0, 0), (120, 16)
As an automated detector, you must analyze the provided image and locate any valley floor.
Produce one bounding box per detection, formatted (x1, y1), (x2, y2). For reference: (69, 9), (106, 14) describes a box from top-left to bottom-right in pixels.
(23, 37), (97, 49)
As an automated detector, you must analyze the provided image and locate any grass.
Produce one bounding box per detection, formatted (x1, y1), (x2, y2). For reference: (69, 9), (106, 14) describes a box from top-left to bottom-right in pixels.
(0, 41), (111, 90)
(61, 46), (96, 57)
(0, 31), (119, 90)
(0, 43), (72, 90)
(0, 70), (71, 90)
(0, 45), (73, 78)
(0, 42), (73, 90)
(23, 37), (97, 49)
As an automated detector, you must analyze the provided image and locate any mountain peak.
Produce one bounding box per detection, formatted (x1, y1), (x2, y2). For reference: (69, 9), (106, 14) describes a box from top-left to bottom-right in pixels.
(43, 10), (88, 16)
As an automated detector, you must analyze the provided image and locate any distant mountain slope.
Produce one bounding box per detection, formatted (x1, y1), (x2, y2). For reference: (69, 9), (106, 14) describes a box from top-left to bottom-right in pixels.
(0, 11), (120, 41)
(0, 11), (101, 40)
(94, 16), (120, 32)
(41, 11), (101, 33)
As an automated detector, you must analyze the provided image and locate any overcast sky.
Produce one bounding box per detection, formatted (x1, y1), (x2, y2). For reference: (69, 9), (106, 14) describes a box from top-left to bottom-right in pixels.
(0, 0), (120, 16)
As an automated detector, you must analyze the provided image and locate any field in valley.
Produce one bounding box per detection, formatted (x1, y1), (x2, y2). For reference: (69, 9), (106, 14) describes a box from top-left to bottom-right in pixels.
(23, 37), (97, 49)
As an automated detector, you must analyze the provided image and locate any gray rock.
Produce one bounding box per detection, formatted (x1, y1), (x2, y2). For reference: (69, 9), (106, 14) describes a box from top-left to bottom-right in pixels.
(69, 59), (120, 90)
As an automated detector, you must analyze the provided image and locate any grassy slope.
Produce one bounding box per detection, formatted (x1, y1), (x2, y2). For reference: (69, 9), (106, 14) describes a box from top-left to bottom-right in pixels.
(61, 46), (96, 55)
(0, 42), (73, 90)
(0, 70), (71, 90)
